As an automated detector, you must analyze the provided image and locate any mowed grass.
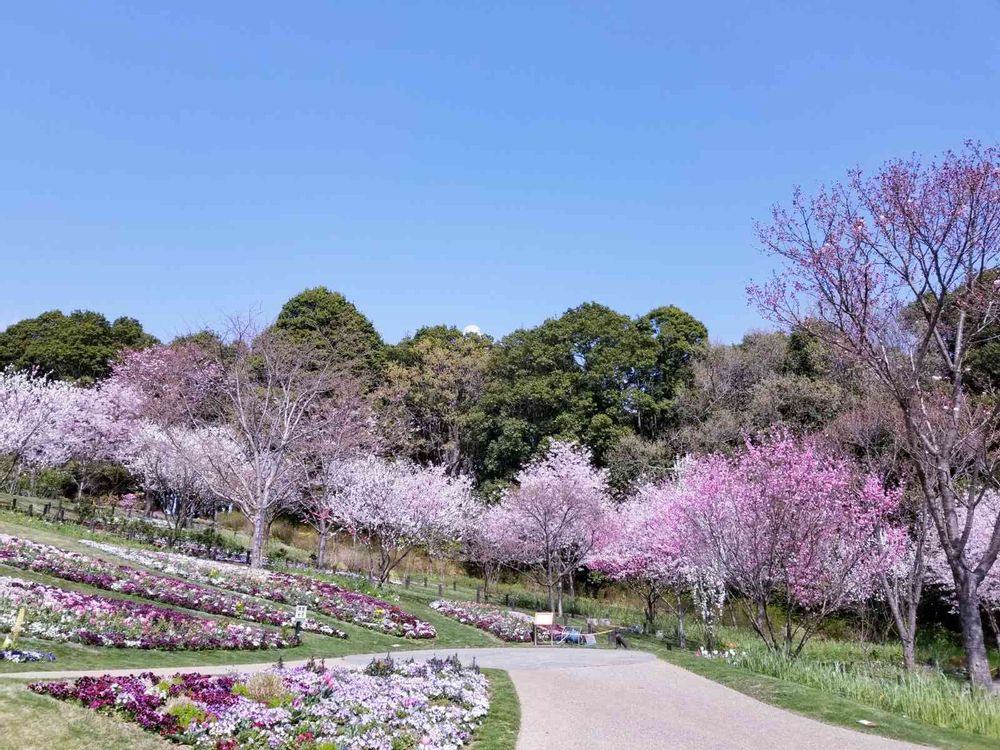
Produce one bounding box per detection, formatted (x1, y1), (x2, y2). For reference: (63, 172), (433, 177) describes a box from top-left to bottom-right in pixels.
(472, 669), (520, 750)
(0, 679), (172, 750)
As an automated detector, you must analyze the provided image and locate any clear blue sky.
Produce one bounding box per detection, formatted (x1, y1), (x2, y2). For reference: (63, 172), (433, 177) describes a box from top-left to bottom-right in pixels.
(2, 2), (999, 344)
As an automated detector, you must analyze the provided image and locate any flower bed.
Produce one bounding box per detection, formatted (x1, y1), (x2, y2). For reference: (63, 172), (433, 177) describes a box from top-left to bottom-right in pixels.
(0, 536), (346, 639)
(30, 655), (489, 749)
(83, 541), (436, 639)
(1, 648), (55, 663)
(0, 576), (288, 650)
(430, 599), (564, 642)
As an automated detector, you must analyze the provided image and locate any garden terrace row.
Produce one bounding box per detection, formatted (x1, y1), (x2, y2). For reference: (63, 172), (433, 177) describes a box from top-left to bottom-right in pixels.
(83, 540), (437, 639)
(0, 535), (347, 639)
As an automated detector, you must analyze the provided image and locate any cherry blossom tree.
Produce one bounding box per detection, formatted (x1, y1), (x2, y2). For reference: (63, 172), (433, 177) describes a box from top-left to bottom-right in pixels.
(927, 493), (1000, 658)
(824, 401), (928, 671)
(673, 431), (904, 657)
(751, 142), (1000, 687)
(334, 456), (473, 585)
(589, 488), (687, 634)
(110, 342), (223, 425)
(155, 322), (345, 568)
(463, 504), (519, 600)
(56, 378), (140, 499)
(121, 422), (219, 539)
(495, 441), (611, 615)
(299, 391), (379, 568)
(0, 368), (77, 489)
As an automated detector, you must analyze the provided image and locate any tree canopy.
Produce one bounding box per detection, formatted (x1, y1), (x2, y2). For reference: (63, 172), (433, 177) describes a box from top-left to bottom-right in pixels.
(274, 287), (385, 385)
(0, 309), (158, 383)
(467, 302), (707, 482)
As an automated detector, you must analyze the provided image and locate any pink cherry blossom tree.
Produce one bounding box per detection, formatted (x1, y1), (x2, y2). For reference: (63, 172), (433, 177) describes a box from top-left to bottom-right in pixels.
(463, 504), (520, 600)
(673, 431), (904, 657)
(141, 322), (348, 568)
(0, 368), (78, 489)
(121, 421), (219, 539)
(56, 378), (140, 500)
(495, 441), (611, 615)
(111, 342), (223, 425)
(751, 142), (1000, 687)
(299, 394), (379, 569)
(926, 493), (1000, 658)
(334, 456), (473, 585)
(589, 487), (688, 635)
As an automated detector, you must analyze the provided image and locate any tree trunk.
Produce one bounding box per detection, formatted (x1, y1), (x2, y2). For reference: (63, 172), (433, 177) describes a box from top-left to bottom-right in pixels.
(317, 529), (328, 568)
(676, 594), (687, 648)
(956, 575), (996, 691)
(901, 636), (916, 673)
(644, 590), (656, 631)
(557, 579), (564, 617)
(249, 514), (268, 569)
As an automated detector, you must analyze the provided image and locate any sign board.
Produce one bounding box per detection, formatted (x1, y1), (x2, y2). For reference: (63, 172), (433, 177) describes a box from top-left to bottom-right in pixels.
(533, 612), (554, 626)
(294, 605), (308, 623)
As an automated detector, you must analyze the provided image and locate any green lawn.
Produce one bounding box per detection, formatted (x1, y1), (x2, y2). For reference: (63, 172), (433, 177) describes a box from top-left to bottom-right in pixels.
(471, 669), (520, 750)
(0, 679), (173, 750)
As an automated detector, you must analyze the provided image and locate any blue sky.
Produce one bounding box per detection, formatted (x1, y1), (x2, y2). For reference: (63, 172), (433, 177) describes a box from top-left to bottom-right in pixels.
(2, 2), (999, 344)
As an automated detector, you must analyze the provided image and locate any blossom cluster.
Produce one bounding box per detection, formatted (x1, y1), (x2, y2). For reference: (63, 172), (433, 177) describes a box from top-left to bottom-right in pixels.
(1, 648), (56, 663)
(83, 541), (436, 639)
(30, 656), (489, 750)
(0, 536), (346, 639)
(0, 576), (287, 650)
(429, 599), (563, 642)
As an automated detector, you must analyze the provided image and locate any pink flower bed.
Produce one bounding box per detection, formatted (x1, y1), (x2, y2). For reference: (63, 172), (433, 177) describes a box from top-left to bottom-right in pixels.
(30, 656), (489, 749)
(84, 542), (437, 639)
(430, 599), (564, 642)
(0, 575), (287, 650)
(0, 535), (346, 639)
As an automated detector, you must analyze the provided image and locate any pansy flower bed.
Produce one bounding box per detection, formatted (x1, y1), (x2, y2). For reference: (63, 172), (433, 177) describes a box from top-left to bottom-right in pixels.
(29, 656), (489, 750)
(0, 536), (346, 639)
(0, 576), (288, 650)
(430, 599), (564, 642)
(83, 541), (436, 639)
(1, 648), (56, 663)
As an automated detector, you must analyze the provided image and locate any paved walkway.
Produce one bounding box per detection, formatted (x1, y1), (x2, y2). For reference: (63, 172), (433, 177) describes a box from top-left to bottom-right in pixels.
(2, 647), (925, 749)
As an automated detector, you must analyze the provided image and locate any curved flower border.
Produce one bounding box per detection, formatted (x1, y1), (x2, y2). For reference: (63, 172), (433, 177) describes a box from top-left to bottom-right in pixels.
(0, 535), (346, 639)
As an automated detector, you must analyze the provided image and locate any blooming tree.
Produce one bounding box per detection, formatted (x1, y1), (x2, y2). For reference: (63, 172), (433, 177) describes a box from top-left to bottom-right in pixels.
(334, 456), (473, 585)
(495, 441), (611, 615)
(299, 394), (379, 569)
(926, 493), (1000, 658)
(463, 504), (520, 600)
(160, 324), (344, 567)
(110, 342), (223, 425)
(121, 422), (218, 538)
(0, 368), (77, 488)
(673, 431), (904, 657)
(55, 379), (140, 499)
(751, 142), (1000, 687)
(589, 488), (686, 634)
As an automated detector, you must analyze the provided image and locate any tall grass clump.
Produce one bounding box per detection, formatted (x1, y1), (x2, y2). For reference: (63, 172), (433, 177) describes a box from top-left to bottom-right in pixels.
(728, 646), (1000, 739)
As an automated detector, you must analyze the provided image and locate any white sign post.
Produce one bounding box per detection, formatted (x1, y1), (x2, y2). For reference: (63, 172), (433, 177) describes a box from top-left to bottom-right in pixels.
(533, 612), (554, 646)
(294, 605), (308, 623)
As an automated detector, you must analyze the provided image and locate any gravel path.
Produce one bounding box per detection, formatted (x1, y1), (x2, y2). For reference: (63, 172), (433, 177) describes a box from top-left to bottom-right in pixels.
(1, 647), (926, 749)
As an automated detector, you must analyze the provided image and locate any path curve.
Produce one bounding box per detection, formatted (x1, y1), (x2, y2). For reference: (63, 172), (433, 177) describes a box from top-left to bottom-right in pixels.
(2, 647), (925, 750)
